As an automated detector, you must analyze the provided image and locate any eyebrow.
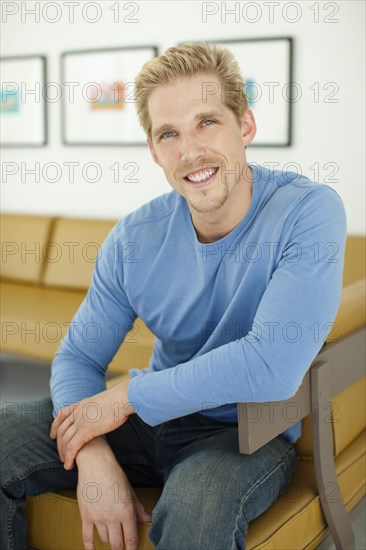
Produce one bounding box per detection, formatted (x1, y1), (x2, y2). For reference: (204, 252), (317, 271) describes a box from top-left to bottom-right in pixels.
(152, 110), (224, 140)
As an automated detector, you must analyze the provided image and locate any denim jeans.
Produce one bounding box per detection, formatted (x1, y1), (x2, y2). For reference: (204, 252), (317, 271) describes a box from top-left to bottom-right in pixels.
(0, 397), (297, 550)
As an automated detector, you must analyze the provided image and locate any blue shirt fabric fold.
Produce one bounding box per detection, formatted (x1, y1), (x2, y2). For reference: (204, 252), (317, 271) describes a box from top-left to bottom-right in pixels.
(50, 164), (347, 443)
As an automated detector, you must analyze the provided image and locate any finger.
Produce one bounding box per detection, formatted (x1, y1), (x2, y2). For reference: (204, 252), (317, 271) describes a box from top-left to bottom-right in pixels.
(50, 403), (78, 438)
(107, 523), (125, 550)
(60, 424), (78, 467)
(50, 408), (67, 439)
(64, 430), (90, 470)
(95, 522), (108, 544)
(56, 417), (71, 461)
(82, 521), (95, 550)
(121, 511), (139, 550)
(131, 488), (152, 523)
(135, 499), (152, 523)
(56, 416), (77, 462)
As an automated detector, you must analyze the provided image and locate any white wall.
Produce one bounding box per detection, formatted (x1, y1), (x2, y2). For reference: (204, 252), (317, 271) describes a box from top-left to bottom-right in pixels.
(1, 0), (365, 234)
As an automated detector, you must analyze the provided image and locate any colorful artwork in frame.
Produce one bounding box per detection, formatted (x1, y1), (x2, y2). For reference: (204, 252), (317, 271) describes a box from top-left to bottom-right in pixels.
(61, 46), (158, 146)
(0, 55), (47, 147)
(180, 37), (293, 147)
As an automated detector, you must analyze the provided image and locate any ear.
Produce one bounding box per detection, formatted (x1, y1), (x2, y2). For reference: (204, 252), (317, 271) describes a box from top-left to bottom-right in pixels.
(241, 108), (257, 147)
(147, 137), (161, 166)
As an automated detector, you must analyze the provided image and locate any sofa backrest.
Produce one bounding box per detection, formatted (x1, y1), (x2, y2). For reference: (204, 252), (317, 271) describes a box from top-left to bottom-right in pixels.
(2, 215), (364, 292)
(0, 214), (53, 284)
(1, 214), (117, 290)
(343, 235), (366, 286)
(42, 218), (116, 290)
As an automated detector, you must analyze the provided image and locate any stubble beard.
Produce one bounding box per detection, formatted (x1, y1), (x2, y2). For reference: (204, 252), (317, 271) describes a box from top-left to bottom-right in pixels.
(185, 178), (231, 214)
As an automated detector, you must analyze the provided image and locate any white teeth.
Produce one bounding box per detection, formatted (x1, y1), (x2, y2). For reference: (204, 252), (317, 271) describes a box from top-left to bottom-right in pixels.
(186, 168), (217, 182)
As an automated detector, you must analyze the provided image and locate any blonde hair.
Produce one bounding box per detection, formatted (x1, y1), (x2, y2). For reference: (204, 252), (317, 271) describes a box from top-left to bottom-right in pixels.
(135, 43), (248, 138)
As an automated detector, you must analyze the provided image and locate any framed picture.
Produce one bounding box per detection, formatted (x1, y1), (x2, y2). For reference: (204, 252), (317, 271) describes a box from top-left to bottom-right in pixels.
(61, 46), (158, 146)
(0, 55), (47, 147)
(180, 37), (293, 147)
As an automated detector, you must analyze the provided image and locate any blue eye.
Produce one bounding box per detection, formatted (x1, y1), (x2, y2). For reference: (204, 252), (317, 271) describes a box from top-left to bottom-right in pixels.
(161, 130), (176, 140)
(202, 119), (215, 126)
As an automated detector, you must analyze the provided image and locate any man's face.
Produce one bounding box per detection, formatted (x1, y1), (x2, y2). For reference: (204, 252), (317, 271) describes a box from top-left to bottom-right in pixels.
(147, 73), (254, 214)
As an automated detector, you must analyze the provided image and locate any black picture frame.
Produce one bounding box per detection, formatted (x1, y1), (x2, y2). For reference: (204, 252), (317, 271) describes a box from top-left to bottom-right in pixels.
(179, 37), (294, 147)
(0, 55), (48, 147)
(61, 45), (158, 146)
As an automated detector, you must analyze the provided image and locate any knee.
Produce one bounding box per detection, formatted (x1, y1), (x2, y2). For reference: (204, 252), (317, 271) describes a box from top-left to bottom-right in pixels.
(0, 399), (54, 485)
(0, 403), (22, 453)
(1, 399), (53, 437)
(0, 405), (24, 486)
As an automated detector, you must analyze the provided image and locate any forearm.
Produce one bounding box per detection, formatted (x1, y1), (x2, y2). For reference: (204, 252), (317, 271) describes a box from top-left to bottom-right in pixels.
(76, 436), (113, 467)
(75, 433), (152, 549)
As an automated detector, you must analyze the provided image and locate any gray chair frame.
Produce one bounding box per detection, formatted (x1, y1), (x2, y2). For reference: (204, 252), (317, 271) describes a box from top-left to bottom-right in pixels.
(238, 326), (365, 550)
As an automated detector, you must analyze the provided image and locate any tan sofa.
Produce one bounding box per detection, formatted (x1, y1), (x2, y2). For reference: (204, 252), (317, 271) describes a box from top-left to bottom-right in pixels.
(0, 214), (154, 372)
(1, 213), (365, 549)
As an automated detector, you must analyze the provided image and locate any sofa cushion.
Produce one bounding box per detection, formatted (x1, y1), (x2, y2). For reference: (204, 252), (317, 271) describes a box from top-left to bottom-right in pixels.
(247, 431), (365, 549)
(0, 214), (53, 284)
(42, 218), (116, 290)
(24, 431), (365, 550)
(25, 487), (160, 550)
(0, 281), (155, 373)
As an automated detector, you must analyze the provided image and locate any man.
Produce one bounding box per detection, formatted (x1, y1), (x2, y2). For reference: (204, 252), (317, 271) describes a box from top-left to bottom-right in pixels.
(1, 43), (346, 550)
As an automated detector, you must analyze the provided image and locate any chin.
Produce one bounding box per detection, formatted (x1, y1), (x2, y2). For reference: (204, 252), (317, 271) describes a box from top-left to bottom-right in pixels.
(187, 194), (229, 214)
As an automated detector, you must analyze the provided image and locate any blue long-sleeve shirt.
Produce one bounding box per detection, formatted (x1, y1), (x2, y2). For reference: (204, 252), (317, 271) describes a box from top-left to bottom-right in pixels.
(50, 164), (347, 443)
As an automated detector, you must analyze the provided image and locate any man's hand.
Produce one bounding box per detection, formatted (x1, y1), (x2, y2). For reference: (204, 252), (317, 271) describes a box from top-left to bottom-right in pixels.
(76, 437), (152, 550)
(50, 379), (135, 470)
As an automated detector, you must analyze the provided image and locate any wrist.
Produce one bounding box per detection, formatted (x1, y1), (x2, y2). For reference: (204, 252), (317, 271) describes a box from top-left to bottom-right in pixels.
(118, 379), (136, 416)
(75, 436), (112, 466)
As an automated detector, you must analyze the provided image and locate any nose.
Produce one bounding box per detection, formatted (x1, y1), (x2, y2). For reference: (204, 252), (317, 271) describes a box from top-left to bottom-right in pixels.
(179, 132), (207, 164)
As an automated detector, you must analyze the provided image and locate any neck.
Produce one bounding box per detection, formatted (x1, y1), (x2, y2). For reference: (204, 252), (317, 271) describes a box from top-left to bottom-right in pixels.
(190, 167), (253, 244)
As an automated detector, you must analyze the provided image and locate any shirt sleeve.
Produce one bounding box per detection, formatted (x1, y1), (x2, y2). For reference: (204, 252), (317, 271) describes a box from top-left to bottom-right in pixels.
(50, 224), (137, 417)
(128, 186), (347, 426)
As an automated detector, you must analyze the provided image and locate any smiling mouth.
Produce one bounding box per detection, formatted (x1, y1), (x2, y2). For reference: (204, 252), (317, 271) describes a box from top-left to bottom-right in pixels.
(184, 166), (219, 184)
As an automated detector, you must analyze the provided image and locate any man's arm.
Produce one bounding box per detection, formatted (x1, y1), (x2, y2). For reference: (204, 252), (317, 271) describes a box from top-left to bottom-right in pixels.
(50, 222), (137, 418)
(127, 186), (347, 425)
(75, 437), (152, 550)
(49, 224), (149, 549)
